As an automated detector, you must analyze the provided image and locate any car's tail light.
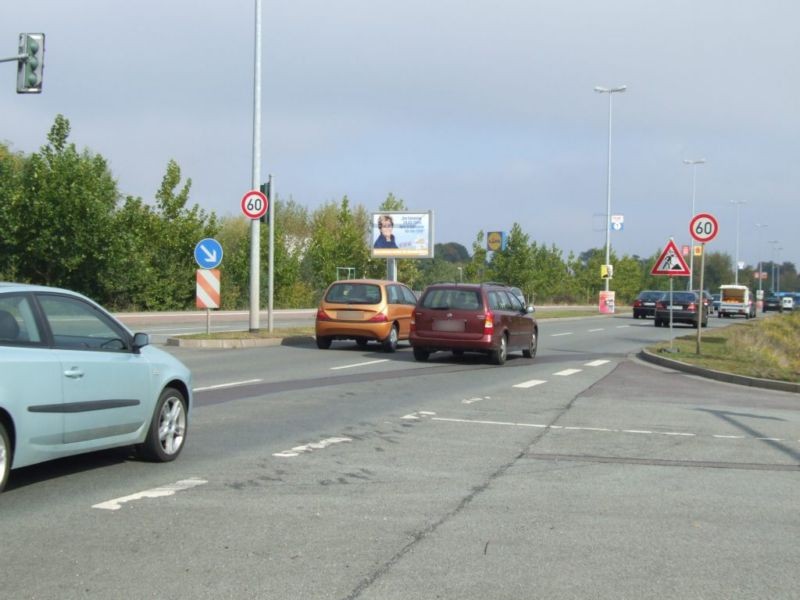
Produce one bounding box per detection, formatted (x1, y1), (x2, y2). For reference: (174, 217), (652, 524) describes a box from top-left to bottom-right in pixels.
(316, 308), (332, 321)
(656, 301), (665, 309)
(483, 311), (495, 335)
(687, 303), (696, 312)
(633, 300), (642, 308)
(368, 312), (388, 322)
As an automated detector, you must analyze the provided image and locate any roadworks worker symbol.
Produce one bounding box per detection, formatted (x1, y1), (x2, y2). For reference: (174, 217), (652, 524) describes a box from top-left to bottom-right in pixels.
(651, 240), (690, 276)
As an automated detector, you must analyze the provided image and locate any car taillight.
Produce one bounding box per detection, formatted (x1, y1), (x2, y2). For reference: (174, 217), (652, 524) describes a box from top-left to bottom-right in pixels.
(316, 308), (332, 321)
(483, 311), (494, 335)
(369, 312), (388, 322)
(656, 301), (665, 309)
(633, 300), (642, 307)
(688, 303), (696, 312)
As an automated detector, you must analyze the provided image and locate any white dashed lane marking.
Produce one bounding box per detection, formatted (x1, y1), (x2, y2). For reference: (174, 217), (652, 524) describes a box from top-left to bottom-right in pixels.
(331, 359), (390, 370)
(584, 360), (610, 367)
(551, 332), (573, 337)
(194, 379), (262, 392)
(554, 368), (582, 376)
(93, 478), (207, 511)
(588, 328), (605, 332)
(513, 379), (547, 389)
(273, 436), (353, 458)
(429, 416), (795, 445)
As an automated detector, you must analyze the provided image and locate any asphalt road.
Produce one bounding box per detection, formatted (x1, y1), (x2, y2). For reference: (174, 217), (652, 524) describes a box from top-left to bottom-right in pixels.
(1, 313), (798, 599)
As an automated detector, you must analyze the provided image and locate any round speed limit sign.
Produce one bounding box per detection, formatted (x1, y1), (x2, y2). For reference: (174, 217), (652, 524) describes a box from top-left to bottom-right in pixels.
(689, 212), (719, 243)
(240, 190), (269, 219)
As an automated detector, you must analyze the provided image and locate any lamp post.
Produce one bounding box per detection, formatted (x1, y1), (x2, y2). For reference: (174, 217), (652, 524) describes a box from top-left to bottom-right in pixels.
(730, 200), (746, 284)
(767, 240), (779, 292)
(754, 223), (767, 309)
(683, 158), (706, 289)
(776, 247), (783, 293)
(594, 85), (626, 293)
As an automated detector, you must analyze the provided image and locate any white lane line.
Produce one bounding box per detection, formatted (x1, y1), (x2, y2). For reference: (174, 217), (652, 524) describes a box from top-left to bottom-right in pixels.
(331, 359), (389, 371)
(551, 332), (573, 337)
(616, 325), (630, 328)
(273, 436), (352, 457)
(93, 478), (207, 511)
(585, 360), (610, 367)
(554, 368), (582, 376)
(193, 379), (262, 392)
(462, 396), (491, 404)
(588, 328), (605, 332)
(513, 379), (547, 389)
(428, 417), (786, 444)
(402, 411), (437, 420)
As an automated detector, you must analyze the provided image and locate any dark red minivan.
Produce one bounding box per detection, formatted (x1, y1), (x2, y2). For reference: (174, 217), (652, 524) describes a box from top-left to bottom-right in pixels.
(409, 283), (538, 365)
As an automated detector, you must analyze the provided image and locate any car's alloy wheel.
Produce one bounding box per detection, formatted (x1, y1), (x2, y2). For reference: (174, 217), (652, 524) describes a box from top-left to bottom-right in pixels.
(139, 388), (187, 462)
(382, 325), (398, 353)
(491, 334), (507, 365)
(0, 422), (10, 493)
(522, 330), (537, 359)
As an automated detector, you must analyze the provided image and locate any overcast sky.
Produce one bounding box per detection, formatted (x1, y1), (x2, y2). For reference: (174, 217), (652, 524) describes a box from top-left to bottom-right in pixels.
(3, 1), (798, 273)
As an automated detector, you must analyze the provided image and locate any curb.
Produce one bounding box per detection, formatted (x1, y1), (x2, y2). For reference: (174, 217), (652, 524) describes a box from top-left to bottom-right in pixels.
(638, 349), (799, 394)
(167, 335), (315, 349)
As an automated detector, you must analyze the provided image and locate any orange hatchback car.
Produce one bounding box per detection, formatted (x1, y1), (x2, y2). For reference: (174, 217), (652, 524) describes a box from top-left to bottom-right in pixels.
(315, 279), (418, 352)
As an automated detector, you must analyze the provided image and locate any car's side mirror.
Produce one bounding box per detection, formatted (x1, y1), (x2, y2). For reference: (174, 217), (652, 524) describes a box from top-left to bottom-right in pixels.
(526, 305), (535, 314)
(132, 332), (150, 353)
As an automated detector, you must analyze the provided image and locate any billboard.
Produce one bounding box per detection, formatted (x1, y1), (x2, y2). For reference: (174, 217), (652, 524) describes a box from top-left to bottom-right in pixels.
(370, 211), (434, 259)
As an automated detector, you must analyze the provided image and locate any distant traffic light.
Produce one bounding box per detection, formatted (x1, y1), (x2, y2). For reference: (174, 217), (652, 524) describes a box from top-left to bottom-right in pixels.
(17, 33), (45, 94)
(259, 180), (271, 224)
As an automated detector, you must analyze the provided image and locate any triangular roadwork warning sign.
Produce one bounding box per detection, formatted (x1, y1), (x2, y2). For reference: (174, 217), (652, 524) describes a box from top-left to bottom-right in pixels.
(651, 239), (691, 276)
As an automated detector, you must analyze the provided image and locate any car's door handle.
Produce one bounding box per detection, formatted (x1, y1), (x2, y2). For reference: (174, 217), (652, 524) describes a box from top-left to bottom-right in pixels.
(64, 368), (84, 379)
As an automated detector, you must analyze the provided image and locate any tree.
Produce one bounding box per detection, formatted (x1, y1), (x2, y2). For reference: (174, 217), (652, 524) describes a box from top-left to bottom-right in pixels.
(13, 115), (119, 296)
(0, 143), (26, 280)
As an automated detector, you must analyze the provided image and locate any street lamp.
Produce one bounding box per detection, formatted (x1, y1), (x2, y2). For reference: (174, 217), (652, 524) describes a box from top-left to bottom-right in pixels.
(730, 199), (746, 284)
(767, 240), (779, 292)
(683, 158), (706, 289)
(754, 223), (767, 309)
(594, 85), (627, 293)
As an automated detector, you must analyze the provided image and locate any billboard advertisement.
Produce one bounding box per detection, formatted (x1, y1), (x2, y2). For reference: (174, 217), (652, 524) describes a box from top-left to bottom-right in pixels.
(370, 211), (434, 259)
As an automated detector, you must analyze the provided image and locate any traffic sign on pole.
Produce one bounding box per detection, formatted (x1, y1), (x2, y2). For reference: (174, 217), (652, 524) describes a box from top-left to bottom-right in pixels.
(651, 239), (691, 276)
(196, 269), (221, 309)
(689, 212), (719, 243)
(241, 190), (268, 219)
(194, 238), (223, 269)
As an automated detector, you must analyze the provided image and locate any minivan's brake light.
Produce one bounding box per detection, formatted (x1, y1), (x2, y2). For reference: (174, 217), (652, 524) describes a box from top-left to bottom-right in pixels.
(368, 312), (388, 322)
(316, 309), (332, 321)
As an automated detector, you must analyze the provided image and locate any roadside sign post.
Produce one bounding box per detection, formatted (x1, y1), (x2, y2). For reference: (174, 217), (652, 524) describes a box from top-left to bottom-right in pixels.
(689, 213), (718, 355)
(651, 239), (691, 353)
(194, 238), (224, 335)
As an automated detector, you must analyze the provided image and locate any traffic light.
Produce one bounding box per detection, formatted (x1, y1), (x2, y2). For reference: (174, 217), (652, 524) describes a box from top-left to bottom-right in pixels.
(259, 181), (270, 224)
(17, 33), (45, 94)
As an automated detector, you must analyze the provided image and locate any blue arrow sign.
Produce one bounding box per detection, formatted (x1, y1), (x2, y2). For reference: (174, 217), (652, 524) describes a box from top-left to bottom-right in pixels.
(194, 238), (223, 269)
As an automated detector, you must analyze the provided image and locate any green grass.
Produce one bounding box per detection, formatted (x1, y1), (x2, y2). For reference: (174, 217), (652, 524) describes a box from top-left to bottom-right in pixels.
(647, 312), (800, 383)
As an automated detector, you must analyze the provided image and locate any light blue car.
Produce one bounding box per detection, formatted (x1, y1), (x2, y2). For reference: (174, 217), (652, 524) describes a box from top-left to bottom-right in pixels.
(0, 283), (192, 493)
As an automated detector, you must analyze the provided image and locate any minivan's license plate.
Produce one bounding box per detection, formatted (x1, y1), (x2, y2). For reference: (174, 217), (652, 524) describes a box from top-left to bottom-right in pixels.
(336, 310), (364, 320)
(433, 319), (465, 332)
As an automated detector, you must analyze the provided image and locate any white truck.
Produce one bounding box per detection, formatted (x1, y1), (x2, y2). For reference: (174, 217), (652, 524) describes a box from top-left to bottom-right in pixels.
(718, 284), (755, 318)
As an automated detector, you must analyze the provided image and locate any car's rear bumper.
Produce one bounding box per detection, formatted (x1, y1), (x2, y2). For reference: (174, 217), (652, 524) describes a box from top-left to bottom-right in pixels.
(409, 331), (495, 352)
(315, 320), (393, 341)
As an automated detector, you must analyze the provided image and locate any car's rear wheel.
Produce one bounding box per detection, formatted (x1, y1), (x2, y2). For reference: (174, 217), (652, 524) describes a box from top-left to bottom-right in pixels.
(452, 349), (464, 357)
(522, 329), (537, 359)
(490, 334), (507, 365)
(413, 347), (430, 362)
(316, 335), (332, 349)
(0, 422), (10, 493)
(382, 325), (399, 353)
(139, 387), (187, 462)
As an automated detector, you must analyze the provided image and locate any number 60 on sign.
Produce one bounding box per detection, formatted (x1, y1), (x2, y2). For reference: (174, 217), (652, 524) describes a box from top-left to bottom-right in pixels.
(689, 212), (718, 243)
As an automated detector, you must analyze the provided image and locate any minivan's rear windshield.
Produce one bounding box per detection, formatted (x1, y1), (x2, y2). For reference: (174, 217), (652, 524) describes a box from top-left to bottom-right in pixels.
(325, 283), (382, 304)
(421, 289), (481, 310)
